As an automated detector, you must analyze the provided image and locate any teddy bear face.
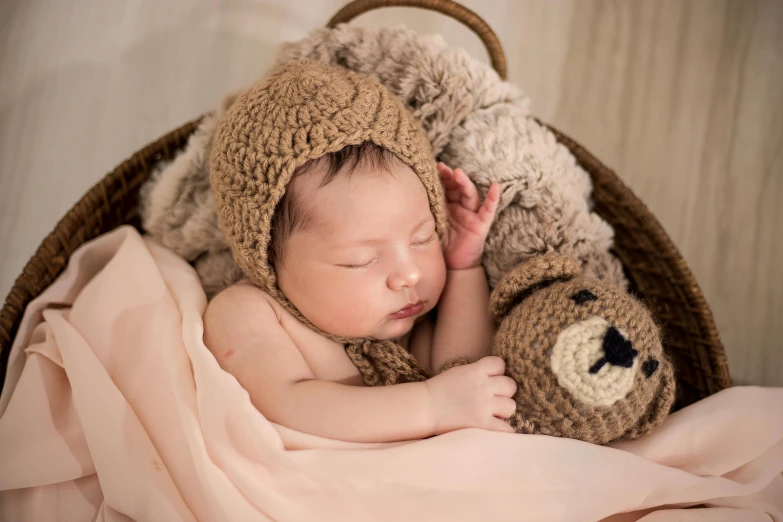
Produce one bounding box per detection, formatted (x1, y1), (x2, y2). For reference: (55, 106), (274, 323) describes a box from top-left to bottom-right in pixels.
(492, 275), (675, 444)
(535, 278), (662, 406)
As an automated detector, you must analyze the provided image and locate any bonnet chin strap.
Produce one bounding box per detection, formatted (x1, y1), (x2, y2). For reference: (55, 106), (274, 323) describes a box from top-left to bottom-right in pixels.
(344, 338), (471, 386)
(345, 339), (429, 386)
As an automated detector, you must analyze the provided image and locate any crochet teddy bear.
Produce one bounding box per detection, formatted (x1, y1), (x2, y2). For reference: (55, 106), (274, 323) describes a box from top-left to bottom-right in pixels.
(486, 253), (676, 444)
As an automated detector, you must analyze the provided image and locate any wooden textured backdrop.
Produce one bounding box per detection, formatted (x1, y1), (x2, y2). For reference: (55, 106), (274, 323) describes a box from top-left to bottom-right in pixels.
(0, 0), (780, 385)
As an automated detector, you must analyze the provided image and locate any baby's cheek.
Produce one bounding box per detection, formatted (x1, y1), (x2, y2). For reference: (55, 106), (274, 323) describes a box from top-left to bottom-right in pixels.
(427, 251), (448, 300)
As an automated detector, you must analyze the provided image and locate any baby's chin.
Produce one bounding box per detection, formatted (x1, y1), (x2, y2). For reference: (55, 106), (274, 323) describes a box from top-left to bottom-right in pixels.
(374, 304), (433, 340)
(377, 317), (419, 340)
(322, 315), (418, 341)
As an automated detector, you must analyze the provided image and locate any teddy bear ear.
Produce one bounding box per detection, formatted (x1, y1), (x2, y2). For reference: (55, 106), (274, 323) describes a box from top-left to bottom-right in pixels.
(490, 254), (582, 319)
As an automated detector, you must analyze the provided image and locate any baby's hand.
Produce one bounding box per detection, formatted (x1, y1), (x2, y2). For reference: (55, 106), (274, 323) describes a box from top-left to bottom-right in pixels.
(425, 356), (517, 435)
(437, 162), (500, 270)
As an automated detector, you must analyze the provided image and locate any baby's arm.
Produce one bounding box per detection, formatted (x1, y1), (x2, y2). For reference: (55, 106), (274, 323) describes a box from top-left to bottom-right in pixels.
(430, 266), (495, 372)
(203, 284), (434, 443)
(431, 162), (500, 373)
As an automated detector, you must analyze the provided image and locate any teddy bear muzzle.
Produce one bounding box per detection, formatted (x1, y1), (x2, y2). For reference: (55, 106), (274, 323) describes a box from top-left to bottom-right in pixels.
(549, 317), (641, 407)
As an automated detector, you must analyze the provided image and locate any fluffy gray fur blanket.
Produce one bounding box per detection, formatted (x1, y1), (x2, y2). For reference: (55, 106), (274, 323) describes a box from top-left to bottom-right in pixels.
(139, 24), (625, 299)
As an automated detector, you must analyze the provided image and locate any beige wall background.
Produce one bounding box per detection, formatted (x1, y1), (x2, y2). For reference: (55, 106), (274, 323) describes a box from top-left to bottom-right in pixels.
(1, 0), (781, 385)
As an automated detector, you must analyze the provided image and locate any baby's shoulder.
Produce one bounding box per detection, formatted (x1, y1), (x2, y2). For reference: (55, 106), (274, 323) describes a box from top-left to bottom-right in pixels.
(202, 279), (321, 394)
(206, 277), (282, 320)
(203, 278), (285, 347)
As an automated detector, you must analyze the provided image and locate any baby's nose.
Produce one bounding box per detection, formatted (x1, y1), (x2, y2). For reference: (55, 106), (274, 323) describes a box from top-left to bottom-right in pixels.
(388, 263), (422, 290)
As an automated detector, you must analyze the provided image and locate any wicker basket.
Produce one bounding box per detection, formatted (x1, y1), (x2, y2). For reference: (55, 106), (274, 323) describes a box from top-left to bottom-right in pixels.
(0, 0), (732, 409)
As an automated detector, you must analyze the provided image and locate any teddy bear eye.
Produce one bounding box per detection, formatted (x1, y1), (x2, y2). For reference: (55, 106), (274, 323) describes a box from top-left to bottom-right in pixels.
(571, 289), (597, 305)
(642, 358), (660, 378)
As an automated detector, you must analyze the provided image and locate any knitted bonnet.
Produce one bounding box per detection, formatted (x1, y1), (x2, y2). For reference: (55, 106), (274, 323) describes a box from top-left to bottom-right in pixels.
(209, 60), (448, 385)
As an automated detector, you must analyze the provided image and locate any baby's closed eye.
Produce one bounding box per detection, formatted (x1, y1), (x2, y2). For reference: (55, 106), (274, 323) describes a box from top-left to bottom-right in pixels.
(337, 233), (437, 269)
(339, 258), (378, 269)
(413, 232), (436, 245)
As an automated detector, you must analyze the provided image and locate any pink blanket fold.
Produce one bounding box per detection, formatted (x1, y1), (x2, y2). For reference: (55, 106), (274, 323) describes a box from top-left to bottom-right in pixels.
(0, 226), (781, 522)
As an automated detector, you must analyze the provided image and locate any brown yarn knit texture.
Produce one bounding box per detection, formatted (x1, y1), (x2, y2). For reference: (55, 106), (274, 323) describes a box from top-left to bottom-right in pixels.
(490, 253), (676, 444)
(209, 60), (448, 386)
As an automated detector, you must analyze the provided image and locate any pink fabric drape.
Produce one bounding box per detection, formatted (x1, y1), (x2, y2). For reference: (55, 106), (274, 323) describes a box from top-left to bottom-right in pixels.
(1, 226), (781, 522)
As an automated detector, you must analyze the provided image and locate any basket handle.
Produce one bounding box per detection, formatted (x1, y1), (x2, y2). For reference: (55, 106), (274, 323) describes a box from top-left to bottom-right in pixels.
(326, 0), (507, 80)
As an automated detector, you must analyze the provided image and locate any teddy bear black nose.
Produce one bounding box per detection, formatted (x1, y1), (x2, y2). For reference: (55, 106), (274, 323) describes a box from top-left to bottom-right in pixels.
(588, 326), (638, 374)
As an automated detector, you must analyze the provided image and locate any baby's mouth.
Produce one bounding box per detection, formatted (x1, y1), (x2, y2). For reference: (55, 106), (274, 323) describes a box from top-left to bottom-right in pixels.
(389, 301), (424, 318)
(393, 300), (423, 314)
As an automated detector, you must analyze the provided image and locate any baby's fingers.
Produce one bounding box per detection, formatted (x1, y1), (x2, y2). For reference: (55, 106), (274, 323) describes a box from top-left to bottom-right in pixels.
(477, 183), (501, 225)
(493, 397), (518, 420)
(439, 163), (480, 210)
(487, 416), (516, 434)
(492, 375), (518, 398)
(437, 163), (457, 192)
(438, 163), (462, 204)
(453, 168), (480, 211)
(437, 162), (454, 178)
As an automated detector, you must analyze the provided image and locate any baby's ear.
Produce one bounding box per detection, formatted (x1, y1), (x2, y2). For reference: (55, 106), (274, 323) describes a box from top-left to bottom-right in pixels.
(490, 254), (581, 319)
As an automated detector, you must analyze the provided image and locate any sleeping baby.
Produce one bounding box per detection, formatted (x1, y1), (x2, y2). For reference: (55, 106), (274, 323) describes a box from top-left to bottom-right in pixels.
(203, 60), (516, 443)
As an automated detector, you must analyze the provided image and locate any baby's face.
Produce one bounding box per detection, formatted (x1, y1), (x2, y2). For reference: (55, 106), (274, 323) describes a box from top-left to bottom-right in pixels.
(277, 160), (446, 340)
